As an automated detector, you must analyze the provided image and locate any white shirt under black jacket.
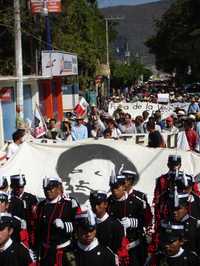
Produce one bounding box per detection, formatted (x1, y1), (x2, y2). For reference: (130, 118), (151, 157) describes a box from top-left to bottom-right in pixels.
(0, 238), (33, 266)
(95, 212), (124, 253)
(74, 238), (117, 266)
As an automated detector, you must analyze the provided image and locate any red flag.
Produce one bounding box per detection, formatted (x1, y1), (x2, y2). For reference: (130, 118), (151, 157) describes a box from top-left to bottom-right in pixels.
(74, 97), (88, 116)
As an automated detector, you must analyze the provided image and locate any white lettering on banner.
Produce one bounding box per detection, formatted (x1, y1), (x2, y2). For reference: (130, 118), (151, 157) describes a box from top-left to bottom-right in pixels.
(108, 102), (190, 119)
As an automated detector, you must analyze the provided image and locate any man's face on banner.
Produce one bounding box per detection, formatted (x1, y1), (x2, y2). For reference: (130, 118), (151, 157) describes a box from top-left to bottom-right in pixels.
(64, 159), (115, 206)
(56, 144), (139, 207)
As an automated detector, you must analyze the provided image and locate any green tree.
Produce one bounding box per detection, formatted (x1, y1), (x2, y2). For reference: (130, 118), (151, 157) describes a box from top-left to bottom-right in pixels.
(145, 0), (200, 84)
(111, 59), (152, 88)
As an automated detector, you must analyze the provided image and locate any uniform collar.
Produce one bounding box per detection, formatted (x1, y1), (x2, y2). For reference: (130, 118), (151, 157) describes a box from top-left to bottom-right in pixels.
(181, 214), (190, 222)
(0, 238), (12, 252)
(169, 247), (184, 258)
(96, 213), (109, 224)
(19, 191), (24, 199)
(128, 187), (134, 195)
(48, 195), (62, 204)
(78, 238), (99, 251)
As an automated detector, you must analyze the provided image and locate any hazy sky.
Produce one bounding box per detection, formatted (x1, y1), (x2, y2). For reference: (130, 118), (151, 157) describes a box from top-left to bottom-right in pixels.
(98, 0), (160, 8)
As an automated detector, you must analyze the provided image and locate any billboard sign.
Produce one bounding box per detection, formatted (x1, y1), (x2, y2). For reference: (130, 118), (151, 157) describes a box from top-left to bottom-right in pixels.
(30, 0), (61, 14)
(42, 51), (78, 77)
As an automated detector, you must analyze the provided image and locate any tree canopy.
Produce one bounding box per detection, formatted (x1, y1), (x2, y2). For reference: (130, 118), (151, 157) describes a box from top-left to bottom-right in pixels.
(145, 0), (200, 84)
(111, 59), (152, 88)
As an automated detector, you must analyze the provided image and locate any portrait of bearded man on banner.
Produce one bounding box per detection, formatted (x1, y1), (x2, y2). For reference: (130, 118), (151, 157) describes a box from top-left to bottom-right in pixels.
(56, 144), (139, 206)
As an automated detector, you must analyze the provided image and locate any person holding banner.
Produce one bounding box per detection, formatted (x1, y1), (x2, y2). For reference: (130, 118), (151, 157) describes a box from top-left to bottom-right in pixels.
(162, 116), (179, 134)
(71, 116), (88, 141)
(183, 118), (198, 150)
(147, 121), (165, 148)
(106, 118), (121, 139)
(7, 129), (25, 160)
(118, 113), (136, 134)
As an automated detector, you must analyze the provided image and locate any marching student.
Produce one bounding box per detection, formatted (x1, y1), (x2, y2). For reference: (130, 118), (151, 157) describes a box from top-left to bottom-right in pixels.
(0, 212), (34, 266)
(146, 222), (199, 266)
(108, 173), (147, 266)
(35, 176), (78, 266)
(10, 173), (38, 248)
(73, 209), (117, 266)
(89, 190), (124, 254)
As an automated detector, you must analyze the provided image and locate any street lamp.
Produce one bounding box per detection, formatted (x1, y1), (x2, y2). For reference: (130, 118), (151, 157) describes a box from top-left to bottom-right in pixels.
(42, 0), (52, 50)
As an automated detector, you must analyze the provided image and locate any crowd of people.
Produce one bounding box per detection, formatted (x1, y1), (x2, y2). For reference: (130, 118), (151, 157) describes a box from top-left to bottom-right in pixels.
(107, 80), (200, 104)
(0, 154), (200, 266)
(34, 95), (200, 151)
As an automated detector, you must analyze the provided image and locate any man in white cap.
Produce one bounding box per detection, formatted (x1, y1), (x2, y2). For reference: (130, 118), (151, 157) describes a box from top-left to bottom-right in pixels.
(121, 169), (153, 228)
(0, 212), (34, 266)
(89, 190), (124, 254)
(0, 191), (29, 247)
(10, 174), (38, 249)
(73, 209), (117, 266)
(35, 176), (78, 266)
(108, 174), (147, 266)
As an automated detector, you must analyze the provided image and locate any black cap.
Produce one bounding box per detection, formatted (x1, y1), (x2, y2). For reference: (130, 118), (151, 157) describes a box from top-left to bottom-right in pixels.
(169, 188), (189, 209)
(109, 174), (125, 189)
(0, 176), (8, 189)
(121, 170), (137, 179)
(160, 221), (184, 245)
(175, 172), (195, 189)
(43, 176), (62, 190)
(0, 213), (14, 230)
(168, 155), (181, 165)
(90, 191), (107, 206)
(0, 192), (9, 202)
(75, 209), (96, 231)
(10, 174), (26, 187)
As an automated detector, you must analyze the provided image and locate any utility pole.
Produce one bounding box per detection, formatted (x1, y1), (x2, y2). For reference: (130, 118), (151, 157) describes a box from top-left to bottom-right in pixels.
(14, 0), (24, 124)
(104, 16), (124, 96)
(43, 0), (52, 50)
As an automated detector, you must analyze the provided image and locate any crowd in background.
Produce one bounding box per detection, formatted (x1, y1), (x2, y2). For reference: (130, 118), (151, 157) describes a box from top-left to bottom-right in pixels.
(5, 81), (200, 160)
(42, 96), (200, 151)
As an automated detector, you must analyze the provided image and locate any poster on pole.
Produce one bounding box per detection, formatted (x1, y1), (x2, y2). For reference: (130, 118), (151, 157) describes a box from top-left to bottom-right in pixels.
(42, 51), (78, 77)
(157, 93), (170, 103)
(30, 0), (61, 14)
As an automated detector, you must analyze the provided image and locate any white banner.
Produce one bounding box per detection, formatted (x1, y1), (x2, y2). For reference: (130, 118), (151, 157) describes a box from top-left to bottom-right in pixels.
(42, 51), (78, 77)
(108, 101), (190, 119)
(1, 140), (200, 206)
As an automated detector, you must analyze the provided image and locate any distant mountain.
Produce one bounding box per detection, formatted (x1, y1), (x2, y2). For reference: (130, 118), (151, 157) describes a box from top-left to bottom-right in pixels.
(101, 0), (172, 66)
